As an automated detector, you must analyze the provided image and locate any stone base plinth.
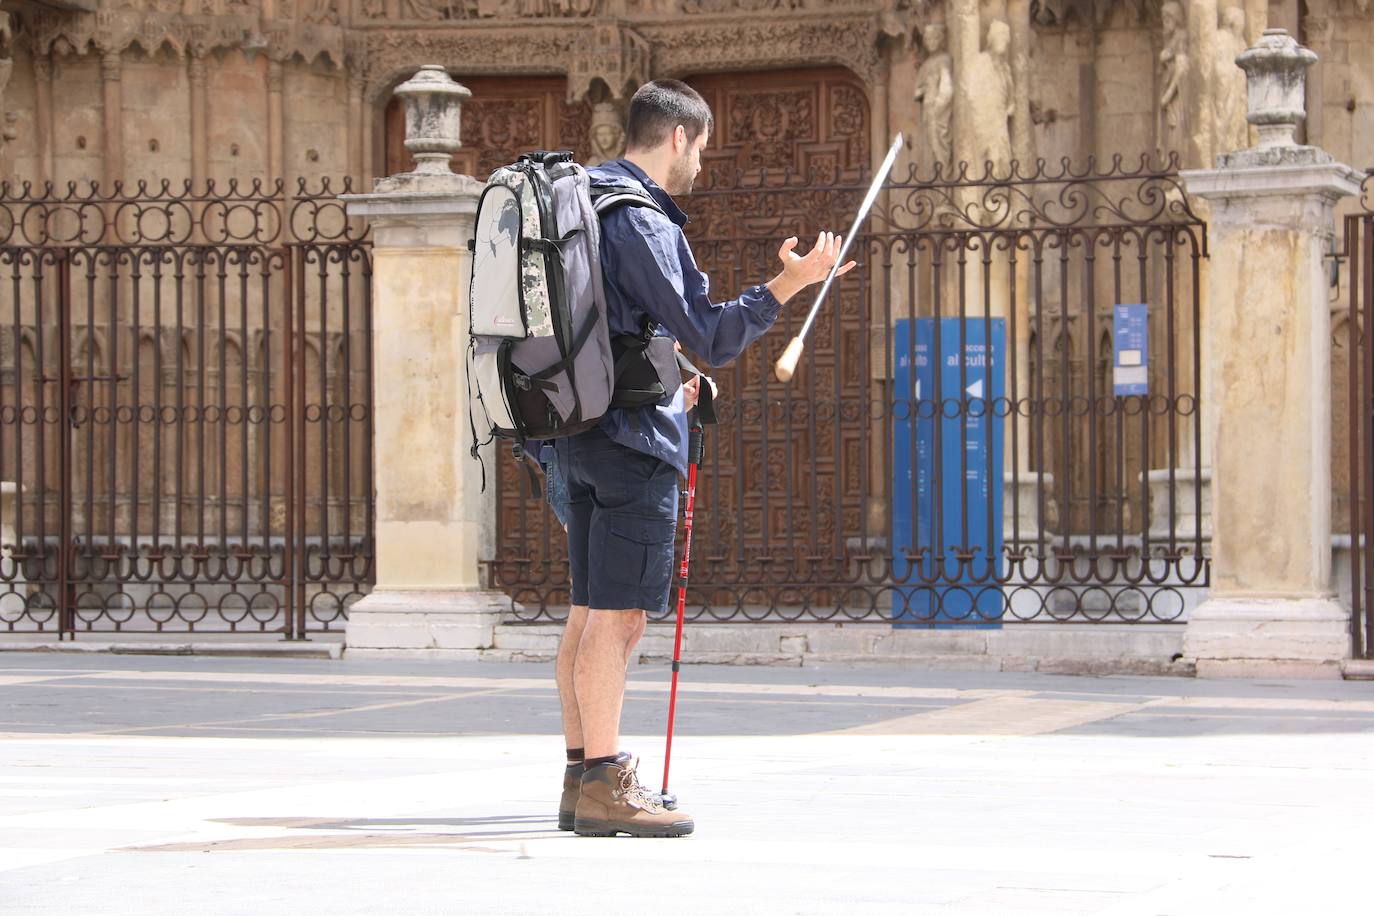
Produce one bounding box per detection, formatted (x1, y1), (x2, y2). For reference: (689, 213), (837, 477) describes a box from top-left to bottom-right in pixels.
(1004, 472), (1056, 541)
(1182, 596), (1350, 677)
(1145, 466), (1212, 542)
(344, 588), (509, 654)
(488, 621), (1191, 676)
(1, 481), (25, 605)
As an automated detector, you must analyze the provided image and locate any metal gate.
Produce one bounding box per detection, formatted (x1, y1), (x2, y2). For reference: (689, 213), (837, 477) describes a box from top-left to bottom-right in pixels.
(489, 152), (1210, 624)
(1345, 174), (1374, 659)
(0, 179), (373, 639)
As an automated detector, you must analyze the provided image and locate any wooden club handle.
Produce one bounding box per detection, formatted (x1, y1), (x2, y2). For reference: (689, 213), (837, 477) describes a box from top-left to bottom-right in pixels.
(774, 336), (805, 383)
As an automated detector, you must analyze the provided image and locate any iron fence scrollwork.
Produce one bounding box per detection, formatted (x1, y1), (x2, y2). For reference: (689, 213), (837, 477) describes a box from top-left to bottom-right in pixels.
(0, 178), (374, 638)
(489, 154), (1210, 626)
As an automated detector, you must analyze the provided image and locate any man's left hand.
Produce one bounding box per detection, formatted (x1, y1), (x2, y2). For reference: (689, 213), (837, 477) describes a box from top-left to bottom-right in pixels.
(683, 373), (717, 412)
(766, 231), (857, 305)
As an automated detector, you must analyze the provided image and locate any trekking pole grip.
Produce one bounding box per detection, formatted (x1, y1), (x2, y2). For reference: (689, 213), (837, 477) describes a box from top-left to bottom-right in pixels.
(688, 412), (705, 466)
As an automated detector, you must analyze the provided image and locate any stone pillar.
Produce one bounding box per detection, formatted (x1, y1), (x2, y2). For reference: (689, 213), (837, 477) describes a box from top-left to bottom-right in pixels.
(1300, 1), (1331, 150)
(1185, 0), (1219, 169)
(342, 67), (506, 656)
(347, 69), (365, 186)
(948, 0), (979, 171)
(1181, 29), (1362, 677)
(363, 110), (377, 188)
(1007, 0), (1033, 167)
(1243, 0), (1269, 46)
(32, 54), (53, 184)
(99, 48), (123, 191)
(267, 58), (285, 190)
(188, 49), (209, 192)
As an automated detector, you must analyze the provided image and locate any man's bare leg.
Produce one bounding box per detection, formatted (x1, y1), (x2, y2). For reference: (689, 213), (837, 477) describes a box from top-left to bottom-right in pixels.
(556, 604), (590, 751)
(574, 608), (647, 759)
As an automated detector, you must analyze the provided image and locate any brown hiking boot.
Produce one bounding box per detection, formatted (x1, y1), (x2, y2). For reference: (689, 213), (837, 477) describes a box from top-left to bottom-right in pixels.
(560, 752), (632, 830)
(573, 756), (694, 838)
(558, 763), (581, 831)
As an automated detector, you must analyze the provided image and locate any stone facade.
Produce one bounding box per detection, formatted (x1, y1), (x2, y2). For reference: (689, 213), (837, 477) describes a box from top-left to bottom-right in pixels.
(0, 1), (1369, 195)
(2, 0), (1373, 665)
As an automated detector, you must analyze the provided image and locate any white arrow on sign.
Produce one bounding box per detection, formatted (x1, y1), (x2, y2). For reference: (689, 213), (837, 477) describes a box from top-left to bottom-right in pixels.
(966, 378), (984, 399)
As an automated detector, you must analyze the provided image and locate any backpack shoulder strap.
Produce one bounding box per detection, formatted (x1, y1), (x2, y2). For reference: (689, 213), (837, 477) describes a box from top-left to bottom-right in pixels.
(592, 186), (667, 218)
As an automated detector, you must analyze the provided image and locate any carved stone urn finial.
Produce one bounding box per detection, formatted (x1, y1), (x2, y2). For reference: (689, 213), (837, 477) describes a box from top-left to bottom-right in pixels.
(394, 65), (471, 176)
(1236, 28), (1318, 151)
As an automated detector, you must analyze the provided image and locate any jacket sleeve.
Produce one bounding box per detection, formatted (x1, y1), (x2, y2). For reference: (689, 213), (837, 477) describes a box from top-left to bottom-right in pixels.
(603, 206), (783, 366)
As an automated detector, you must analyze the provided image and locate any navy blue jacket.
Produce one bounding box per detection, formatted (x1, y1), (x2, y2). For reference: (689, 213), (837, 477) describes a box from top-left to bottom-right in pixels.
(589, 159), (782, 476)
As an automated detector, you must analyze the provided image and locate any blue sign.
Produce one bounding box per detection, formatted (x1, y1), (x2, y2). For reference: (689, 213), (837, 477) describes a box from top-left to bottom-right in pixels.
(892, 318), (1006, 628)
(1113, 304), (1149, 397)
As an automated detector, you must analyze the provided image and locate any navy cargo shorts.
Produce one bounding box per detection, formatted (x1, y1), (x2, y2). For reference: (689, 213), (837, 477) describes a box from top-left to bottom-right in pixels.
(556, 426), (679, 613)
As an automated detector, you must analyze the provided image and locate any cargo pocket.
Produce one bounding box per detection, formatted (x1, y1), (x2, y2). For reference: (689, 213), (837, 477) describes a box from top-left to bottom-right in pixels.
(472, 338), (517, 433)
(603, 515), (675, 588)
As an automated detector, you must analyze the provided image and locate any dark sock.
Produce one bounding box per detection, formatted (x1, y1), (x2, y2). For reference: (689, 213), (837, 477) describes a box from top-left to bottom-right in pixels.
(583, 754), (620, 770)
(565, 747), (584, 766)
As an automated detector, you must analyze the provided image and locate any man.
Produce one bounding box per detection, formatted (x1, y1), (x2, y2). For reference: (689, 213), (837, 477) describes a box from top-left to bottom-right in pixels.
(554, 79), (854, 838)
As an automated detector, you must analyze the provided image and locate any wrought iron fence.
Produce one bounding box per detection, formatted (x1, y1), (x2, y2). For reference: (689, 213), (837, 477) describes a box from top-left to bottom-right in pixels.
(490, 155), (1209, 625)
(0, 178), (373, 638)
(1344, 173), (1374, 659)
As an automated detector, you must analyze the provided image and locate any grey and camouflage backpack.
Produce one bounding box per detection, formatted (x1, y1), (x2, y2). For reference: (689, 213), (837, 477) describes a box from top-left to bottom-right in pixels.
(466, 150), (682, 476)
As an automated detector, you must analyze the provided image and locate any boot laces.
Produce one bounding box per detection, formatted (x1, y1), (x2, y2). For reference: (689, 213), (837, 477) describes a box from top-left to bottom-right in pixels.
(616, 758), (664, 813)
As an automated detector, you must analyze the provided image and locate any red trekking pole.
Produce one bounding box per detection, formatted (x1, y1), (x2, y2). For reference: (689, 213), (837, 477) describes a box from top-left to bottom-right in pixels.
(659, 379), (713, 811)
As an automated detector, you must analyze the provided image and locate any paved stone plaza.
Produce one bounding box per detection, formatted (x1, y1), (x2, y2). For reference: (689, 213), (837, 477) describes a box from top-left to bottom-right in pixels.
(1, 654), (1372, 914)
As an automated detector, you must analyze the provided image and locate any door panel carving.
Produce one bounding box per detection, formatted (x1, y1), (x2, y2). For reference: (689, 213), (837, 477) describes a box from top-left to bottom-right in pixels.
(683, 68), (871, 597)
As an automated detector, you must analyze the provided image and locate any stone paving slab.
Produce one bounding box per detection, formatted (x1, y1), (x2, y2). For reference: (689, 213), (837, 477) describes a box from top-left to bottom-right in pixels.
(0, 656), (1371, 913)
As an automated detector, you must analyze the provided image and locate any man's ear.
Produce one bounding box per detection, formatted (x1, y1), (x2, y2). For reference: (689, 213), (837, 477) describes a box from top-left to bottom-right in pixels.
(673, 124), (687, 154)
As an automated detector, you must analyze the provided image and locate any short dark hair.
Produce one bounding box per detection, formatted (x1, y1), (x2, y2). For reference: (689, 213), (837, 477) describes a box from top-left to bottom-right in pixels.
(625, 79), (713, 152)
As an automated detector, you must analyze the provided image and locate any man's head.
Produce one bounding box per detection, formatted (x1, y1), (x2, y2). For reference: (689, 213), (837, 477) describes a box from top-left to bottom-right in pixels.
(624, 79), (713, 196)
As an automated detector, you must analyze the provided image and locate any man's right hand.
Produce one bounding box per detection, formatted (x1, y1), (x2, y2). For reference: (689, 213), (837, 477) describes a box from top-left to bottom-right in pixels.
(766, 231), (857, 306)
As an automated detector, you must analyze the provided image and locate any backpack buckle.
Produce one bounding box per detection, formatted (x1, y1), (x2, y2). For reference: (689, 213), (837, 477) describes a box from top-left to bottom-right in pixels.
(513, 373), (532, 391)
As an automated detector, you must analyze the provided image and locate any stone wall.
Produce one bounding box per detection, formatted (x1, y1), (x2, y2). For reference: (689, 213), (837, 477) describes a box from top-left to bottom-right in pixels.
(0, 1), (1366, 194)
(1305, 0), (1374, 173)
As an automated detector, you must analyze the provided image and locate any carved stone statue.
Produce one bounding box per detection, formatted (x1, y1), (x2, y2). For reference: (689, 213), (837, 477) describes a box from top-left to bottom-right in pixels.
(965, 19), (1014, 171)
(301, 0), (342, 23)
(1213, 5), (1249, 154)
(586, 101), (626, 166)
(912, 23), (954, 172)
(1158, 0), (1188, 160)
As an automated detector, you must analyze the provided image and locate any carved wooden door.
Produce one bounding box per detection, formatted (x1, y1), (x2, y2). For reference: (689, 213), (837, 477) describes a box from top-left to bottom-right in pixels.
(681, 68), (873, 607)
(471, 68), (871, 617)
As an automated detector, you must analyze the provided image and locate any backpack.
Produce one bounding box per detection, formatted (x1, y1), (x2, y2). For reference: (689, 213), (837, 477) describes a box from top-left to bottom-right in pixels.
(465, 150), (683, 481)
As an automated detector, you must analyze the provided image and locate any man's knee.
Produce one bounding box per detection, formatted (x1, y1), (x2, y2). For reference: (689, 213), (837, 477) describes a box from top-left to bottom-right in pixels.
(561, 605), (590, 639)
(586, 608), (646, 645)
